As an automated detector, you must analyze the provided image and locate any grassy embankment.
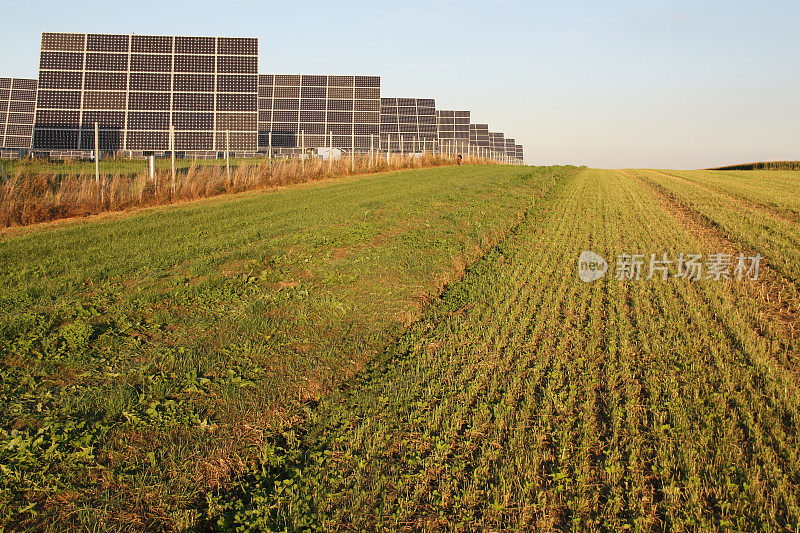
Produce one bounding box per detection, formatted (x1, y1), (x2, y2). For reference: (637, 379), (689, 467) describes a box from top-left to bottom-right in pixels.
(0, 152), (494, 228)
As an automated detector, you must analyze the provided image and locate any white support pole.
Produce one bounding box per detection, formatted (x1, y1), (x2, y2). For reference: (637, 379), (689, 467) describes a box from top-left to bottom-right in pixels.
(351, 130), (355, 172)
(386, 135), (390, 165)
(370, 134), (374, 168)
(170, 124), (176, 194)
(400, 135), (404, 164)
(329, 131), (333, 169)
(301, 130), (305, 173)
(149, 154), (155, 183)
(268, 131), (273, 161)
(226, 129), (231, 183)
(94, 122), (100, 184)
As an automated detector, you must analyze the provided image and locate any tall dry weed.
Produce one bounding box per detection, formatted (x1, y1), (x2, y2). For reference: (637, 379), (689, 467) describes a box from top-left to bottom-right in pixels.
(0, 152), (504, 228)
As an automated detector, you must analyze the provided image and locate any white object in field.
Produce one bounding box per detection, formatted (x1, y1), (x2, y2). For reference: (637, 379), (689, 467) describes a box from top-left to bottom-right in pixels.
(318, 147), (342, 161)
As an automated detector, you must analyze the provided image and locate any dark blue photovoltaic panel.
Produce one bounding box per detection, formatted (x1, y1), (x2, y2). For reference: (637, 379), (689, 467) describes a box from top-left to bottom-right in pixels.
(33, 32), (259, 153)
(489, 132), (505, 155)
(0, 77), (38, 150)
(436, 110), (470, 148)
(379, 97), (438, 152)
(469, 123), (490, 149)
(257, 74), (381, 151)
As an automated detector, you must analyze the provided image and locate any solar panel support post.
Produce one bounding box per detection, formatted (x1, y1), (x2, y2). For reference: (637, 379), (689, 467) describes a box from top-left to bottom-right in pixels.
(149, 155), (155, 184)
(370, 134), (374, 168)
(268, 131), (273, 162)
(94, 122), (100, 184)
(400, 135), (404, 164)
(226, 130), (231, 184)
(329, 131), (333, 170)
(0, 161), (6, 184)
(351, 130), (355, 172)
(170, 125), (176, 195)
(301, 130), (305, 173)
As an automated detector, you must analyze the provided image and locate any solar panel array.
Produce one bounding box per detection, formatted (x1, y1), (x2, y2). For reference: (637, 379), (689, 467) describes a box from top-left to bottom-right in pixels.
(469, 123), (490, 150)
(33, 32), (258, 154)
(2, 32), (526, 162)
(515, 144), (524, 162)
(380, 97), (437, 151)
(257, 74), (381, 152)
(0, 78), (37, 150)
(436, 110), (470, 149)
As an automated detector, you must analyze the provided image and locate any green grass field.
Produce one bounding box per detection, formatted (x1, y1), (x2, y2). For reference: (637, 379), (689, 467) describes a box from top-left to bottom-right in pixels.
(0, 164), (570, 529)
(1, 165), (799, 531)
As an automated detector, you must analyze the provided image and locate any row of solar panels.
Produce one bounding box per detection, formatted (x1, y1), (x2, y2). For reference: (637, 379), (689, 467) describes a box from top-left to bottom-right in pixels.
(1, 32), (523, 161)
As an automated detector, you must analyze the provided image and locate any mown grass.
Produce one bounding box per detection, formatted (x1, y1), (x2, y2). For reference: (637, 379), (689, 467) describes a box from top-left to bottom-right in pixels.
(0, 163), (565, 529)
(657, 168), (800, 221)
(635, 169), (800, 286)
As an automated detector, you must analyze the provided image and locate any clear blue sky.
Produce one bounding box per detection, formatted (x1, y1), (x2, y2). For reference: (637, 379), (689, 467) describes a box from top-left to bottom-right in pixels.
(1, 0), (798, 168)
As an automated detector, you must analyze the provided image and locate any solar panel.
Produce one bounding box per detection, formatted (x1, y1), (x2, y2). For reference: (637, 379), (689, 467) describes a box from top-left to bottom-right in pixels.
(379, 97), (437, 152)
(515, 144), (524, 162)
(0, 77), (37, 152)
(505, 138), (516, 159)
(258, 74), (381, 152)
(469, 123), (490, 150)
(34, 32), (258, 155)
(437, 110), (470, 151)
(489, 132), (505, 157)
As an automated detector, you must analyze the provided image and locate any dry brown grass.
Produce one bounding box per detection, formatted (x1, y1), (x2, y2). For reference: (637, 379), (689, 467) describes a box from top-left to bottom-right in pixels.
(0, 152), (501, 228)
